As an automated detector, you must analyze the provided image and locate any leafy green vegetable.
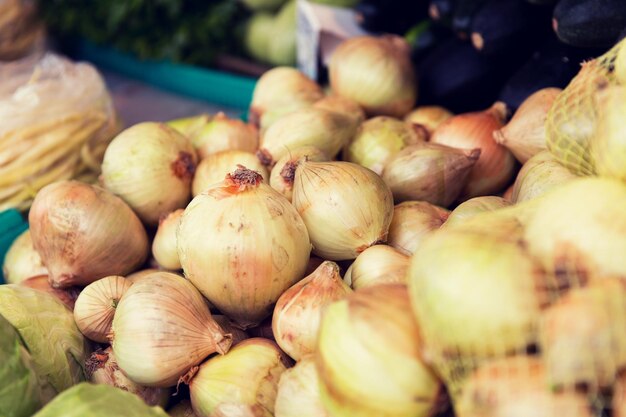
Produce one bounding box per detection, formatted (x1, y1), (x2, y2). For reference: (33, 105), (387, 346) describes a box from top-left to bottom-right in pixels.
(0, 314), (45, 417)
(37, 0), (247, 67)
(33, 383), (171, 417)
(0, 285), (88, 397)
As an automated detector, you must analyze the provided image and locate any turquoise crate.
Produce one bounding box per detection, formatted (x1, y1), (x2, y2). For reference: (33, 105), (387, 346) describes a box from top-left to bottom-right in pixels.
(0, 209), (29, 284)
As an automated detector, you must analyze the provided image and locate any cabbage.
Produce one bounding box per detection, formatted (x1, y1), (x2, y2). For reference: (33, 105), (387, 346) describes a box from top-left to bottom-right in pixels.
(33, 383), (171, 417)
(0, 314), (45, 417)
(0, 285), (88, 397)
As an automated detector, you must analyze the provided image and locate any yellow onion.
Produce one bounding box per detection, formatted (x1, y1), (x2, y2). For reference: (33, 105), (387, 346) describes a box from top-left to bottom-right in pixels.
(169, 400), (198, 417)
(591, 84), (626, 180)
(618, 42), (626, 84)
(343, 116), (427, 174)
(101, 122), (197, 225)
(316, 284), (441, 417)
(189, 338), (289, 417)
(152, 209), (184, 270)
(2, 229), (47, 284)
(382, 143), (480, 206)
(126, 268), (160, 283)
(248, 318), (276, 342)
(29, 180), (149, 288)
(387, 201), (449, 255)
(86, 347), (171, 407)
(167, 114), (211, 138)
(214, 315), (250, 346)
(408, 230), (543, 391)
(73, 275), (132, 343)
(431, 102), (516, 198)
(503, 184), (514, 201)
(510, 151), (578, 203)
(250, 67), (323, 126)
(404, 105), (454, 135)
(257, 108), (356, 167)
(173, 112), (258, 160)
(292, 160), (394, 260)
(539, 279), (626, 390)
(456, 356), (593, 417)
(275, 355), (329, 417)
(524, 178), (626, 283)
(343, 245), (409, 289)
(272, 261), (352, 361)
(493, 88), (561, 163)
(313, 95), (365, 125)
(613, 372), (626, 417)
(20, 275), (79, 310)
(443, 196), (511, 228)
(178, 167), (311, 328)
(269, 146), (329, 202)
(111, 272), (232, 387)
(192, 151), (269, 196)
(329, 35), (416, 118)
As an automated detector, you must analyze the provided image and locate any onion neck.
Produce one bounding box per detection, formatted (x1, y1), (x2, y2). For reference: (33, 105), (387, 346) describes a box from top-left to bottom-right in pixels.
(224, 166), (264, 193)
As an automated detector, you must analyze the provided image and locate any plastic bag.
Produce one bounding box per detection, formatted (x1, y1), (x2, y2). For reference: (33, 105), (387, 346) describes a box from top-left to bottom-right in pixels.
(0, 53), (120, 211)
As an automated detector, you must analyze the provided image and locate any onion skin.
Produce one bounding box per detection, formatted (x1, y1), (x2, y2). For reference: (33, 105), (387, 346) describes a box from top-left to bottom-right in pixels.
(178, 167), (311, 329)
(382, 142), (480, 207)
(111, 272), (232, 387)
(329, 35), (416, 118)
(431, 102), (517, 198)
(168, 400), (198, 417)
(292, 160), (394, 261)
(269, 146), (328, 202)
(346, 245), (409, 289)
(152, 209), (184, 270)
(101, 122), (198, 226)
(510, 151), (578, 203)
(192, 150), (269, 197)
(443, 196), (511, 228)
(275, 355), (329, 417)
(456, 356), (593, 417)
(387, 201), (449, 255)
(613, 372), (626, 417)
(126, 268), (160, 283)
(29, 180), (149, 288)
(591, 85), (626, 180)
(494, 88), (561, 164)
(404, 105), (454, 135)
(191, 112), (258, 159)
(272, 261), (352, 361)
(316, 284), (441, 417)
(2, 230), (47, 284)
(213, 315), (250, 346)
(189, 338), (289, 417)
(73, 275), (132, 343)
(20, 275), (79, 310)
(313, 95), (365, 126)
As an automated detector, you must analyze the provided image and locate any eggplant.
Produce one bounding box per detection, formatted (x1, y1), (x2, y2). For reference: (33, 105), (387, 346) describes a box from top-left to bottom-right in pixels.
(470, 0), (552, 56)
(498, 37), (605, 111)
(354, 0), (429, 35)
(429, 0), (456, 24)
(450, 0), (487, 39)
(553, 0), (626, 48)
(409, 23), (454, 63)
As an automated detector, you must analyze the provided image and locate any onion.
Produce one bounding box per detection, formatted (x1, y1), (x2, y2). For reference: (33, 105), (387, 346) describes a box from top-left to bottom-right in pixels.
(292, 160), (394, 260)
(313, 95), (365, 126)
(20, 275), (79, 310)
(316, 284), (441, 417)
(524, 178), (626, 284)
(269, 146), (329, 202)
(257, 107), (356, 167)
(247, 318), (276, 342)
(73, 275), (132, 343)
(343, 245), (409, 289)
(387, 201), (449, 255)
(329, 35), (416, 118)
(126, 268), (160, 283)
(250, 67), (323, 127)
(382, 143), (480, 206)
(503, 184), (514, 201)
(591, 84), (626, 180)
(510, 151), (578, 203)
(443, 196), (511, 228)
(613, 371), (626, 417)
(185, 112), (258, 160)
(344, 116), (427, 174)
(101, 122), (197, 226)
(408, 229), (543, 387)
(539, 279), (626, 390)
(2, 229), (47, 284)
(178, 167), (311, 328)
(431, 102), (516, 198)
(152, 209), (184, 270)
(404, 105), (453, 135)
(275, 355), (329, 417)
(168, 400), (198, 417)
(192, 151), (269, 196)
(29, 180), (149, 288)
(111, 271), (232, 387)
(86, 347), (171, 407)
(618, 42), (626, 83)
(493, 88), (561, 163)
(456, 356), (593, 417)
(272, 261), (352, 361)
(189, 338), (289, 417)
(213, 315), (250, 346)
